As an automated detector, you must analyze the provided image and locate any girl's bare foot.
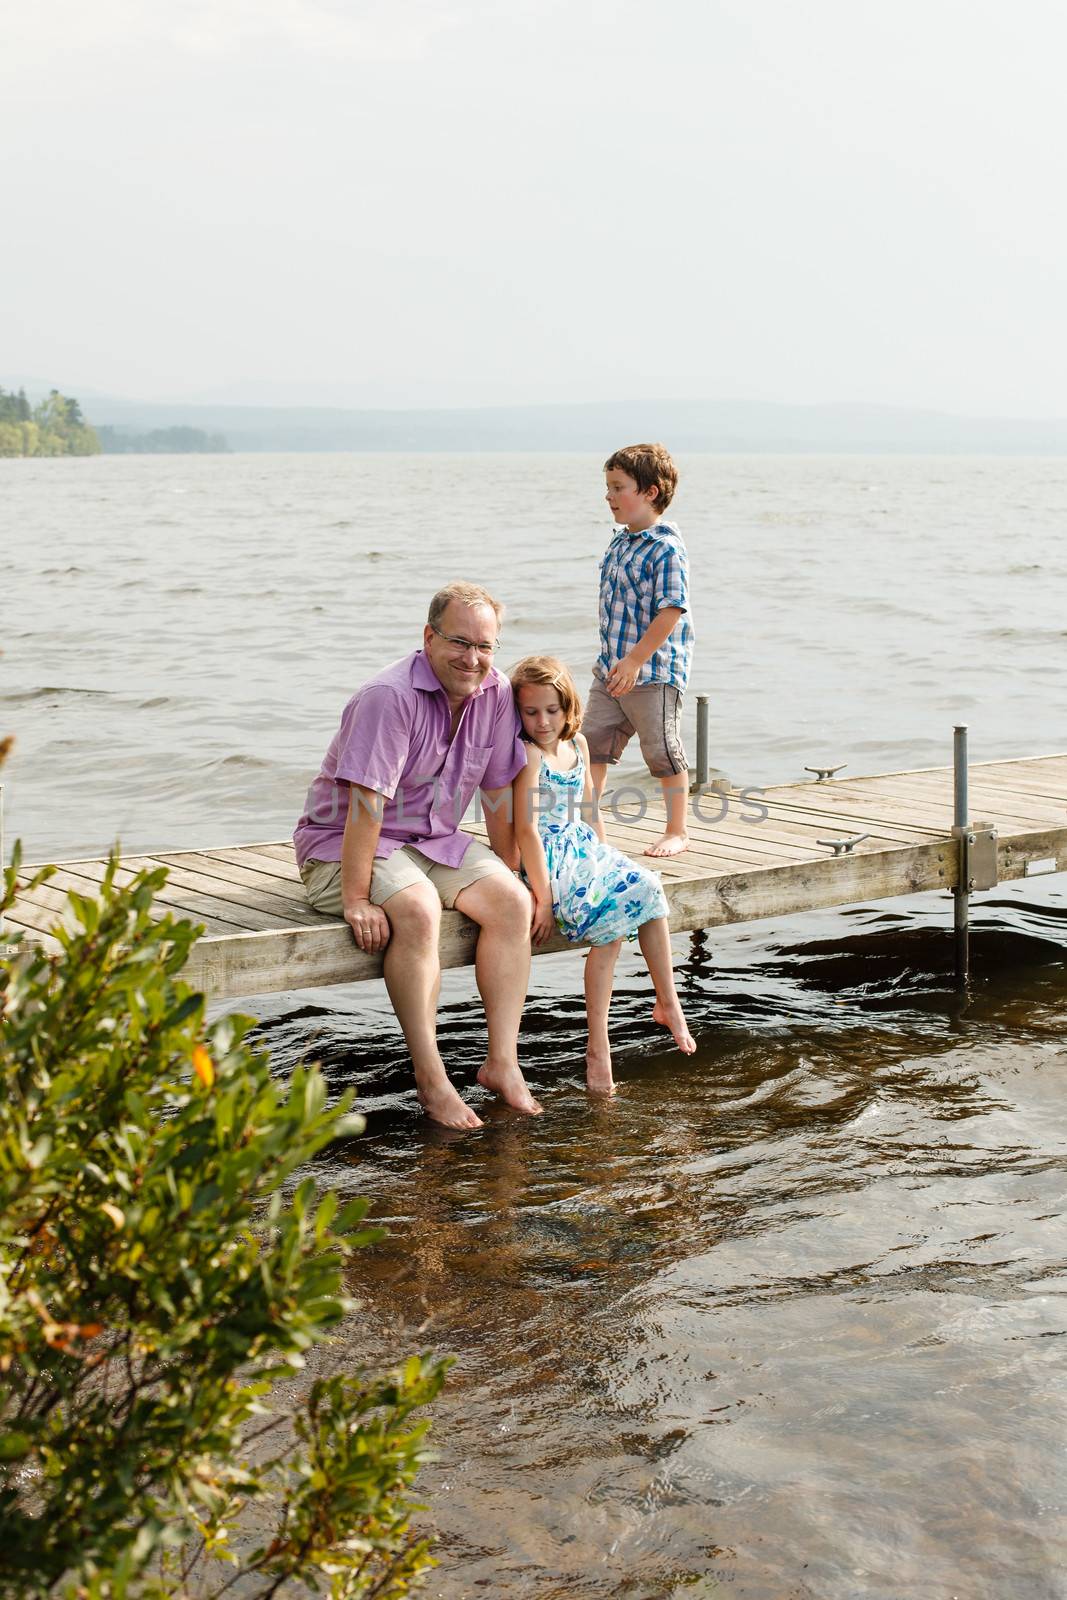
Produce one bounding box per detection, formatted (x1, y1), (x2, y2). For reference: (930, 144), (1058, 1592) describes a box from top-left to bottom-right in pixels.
(585, 1045), (616, 1095)
(477, 1058), (543, 1114)
(652, 998), (697, 1054)
(645, 831), (688, 858)
(416, 1078), (484, 1130)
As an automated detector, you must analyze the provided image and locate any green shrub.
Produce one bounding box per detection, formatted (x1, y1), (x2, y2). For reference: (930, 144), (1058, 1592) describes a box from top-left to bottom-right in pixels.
(0, 850), (446, 1598)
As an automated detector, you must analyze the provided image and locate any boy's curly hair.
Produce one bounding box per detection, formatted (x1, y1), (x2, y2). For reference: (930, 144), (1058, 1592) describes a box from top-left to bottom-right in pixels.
(509, 656), (583, 743)
(603, 442), (678, 512)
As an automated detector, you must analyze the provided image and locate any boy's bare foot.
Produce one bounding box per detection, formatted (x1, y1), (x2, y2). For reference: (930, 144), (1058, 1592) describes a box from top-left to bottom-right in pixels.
(585, 1045), (616, 1095)
(645, 831), (689, 858)
(652, 999), (697, 1054)
(416, 1078), (484, 1130)
(477, 1058), (543, 1115)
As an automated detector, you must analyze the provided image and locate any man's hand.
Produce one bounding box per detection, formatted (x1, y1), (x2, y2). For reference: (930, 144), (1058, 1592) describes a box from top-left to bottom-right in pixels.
(345, 897), (391, 952)
(530, 894), (556, 946)
(605, 653), (640, 697)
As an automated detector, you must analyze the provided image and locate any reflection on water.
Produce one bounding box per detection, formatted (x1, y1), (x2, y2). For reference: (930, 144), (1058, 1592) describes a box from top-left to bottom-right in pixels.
(256, 889), (1067, 1599)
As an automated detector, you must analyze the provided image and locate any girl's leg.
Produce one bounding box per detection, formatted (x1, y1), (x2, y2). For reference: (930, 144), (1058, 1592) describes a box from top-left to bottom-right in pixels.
(584, 940), (621, 1092)
(637, 917), (697, 1055)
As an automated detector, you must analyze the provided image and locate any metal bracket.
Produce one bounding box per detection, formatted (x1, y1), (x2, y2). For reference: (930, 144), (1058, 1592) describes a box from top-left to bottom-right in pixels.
(804, 764), (847, 782)
(817, 833), (869, 856)
(953, 824), (998, 892)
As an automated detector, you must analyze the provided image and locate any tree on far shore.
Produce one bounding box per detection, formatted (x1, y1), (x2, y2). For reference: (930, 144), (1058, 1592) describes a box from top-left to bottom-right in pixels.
(0, 387), (100, 457)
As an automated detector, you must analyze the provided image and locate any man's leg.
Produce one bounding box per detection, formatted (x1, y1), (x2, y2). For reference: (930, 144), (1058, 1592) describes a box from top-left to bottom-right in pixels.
(453, 872), (542, 1115)
(381, 880), (483, 1130)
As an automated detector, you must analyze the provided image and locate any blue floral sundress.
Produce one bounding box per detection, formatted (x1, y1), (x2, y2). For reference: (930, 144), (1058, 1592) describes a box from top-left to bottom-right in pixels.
(534, 746), (669, 945)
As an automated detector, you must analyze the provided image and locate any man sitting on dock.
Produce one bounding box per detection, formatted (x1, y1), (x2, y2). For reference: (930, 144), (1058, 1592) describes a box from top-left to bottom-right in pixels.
(293, 581), (539, 1130)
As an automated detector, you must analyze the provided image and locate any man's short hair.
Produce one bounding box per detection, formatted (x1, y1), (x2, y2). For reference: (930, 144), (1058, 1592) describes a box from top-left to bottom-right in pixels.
(509, 655), (583, 743)
(428, 582), (505, 633)
(603, 442), (678, 512)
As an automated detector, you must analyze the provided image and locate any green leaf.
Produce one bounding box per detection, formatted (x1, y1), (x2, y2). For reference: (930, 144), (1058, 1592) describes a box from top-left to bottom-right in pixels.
(161, 993), (202, 1032)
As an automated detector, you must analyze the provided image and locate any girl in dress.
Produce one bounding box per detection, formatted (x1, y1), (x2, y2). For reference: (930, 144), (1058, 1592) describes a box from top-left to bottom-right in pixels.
(510, 655), (696, 1092)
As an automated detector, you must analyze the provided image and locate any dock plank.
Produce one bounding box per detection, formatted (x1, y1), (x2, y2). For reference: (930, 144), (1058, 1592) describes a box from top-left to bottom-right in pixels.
(114, 856), (317, 932)
(836, 774), (1066, 827)
(599, 803), (852, 863)
(965, 778), (1067, 808)
(10, 754), (1067, 1001)
(5, 892), (80, 939)
(134, 856), (324, 925)
(0, 917), (63, 955)
(591, 821), (818, 870)
(610, 800), (925, 856)
(760, 789), (985, 831)
(36, 862), (251, 935)
(743, 799), (946, 841)
(201, 845), (304, 883)
(246, 843), (302, 866)
(155, 850), (314, 906)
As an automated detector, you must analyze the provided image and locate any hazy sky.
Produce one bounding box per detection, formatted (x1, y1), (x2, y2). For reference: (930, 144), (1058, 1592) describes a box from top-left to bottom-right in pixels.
(4, 0), (1066, 413)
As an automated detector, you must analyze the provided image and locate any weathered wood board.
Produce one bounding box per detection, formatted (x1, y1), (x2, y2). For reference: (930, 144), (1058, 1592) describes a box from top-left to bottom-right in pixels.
(4, 755), (1065, 1001)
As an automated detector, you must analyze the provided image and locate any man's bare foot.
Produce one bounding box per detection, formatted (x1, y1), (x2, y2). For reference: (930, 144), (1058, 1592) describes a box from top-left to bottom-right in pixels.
(416, 1078), (484, 1130)
(645, 831), (689, 858)
(476, 1058), (543, 1115)
(585, 1045), (615, 1095)
(652, 999), (697, 1054)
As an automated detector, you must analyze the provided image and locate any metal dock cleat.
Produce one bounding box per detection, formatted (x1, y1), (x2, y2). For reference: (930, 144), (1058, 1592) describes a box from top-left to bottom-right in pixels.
(817, 833), (869, 856)
(804, 763), (847, 782)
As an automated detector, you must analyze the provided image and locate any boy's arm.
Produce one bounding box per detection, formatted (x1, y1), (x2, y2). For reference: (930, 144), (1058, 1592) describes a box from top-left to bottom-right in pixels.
(605, 606), (684, 698)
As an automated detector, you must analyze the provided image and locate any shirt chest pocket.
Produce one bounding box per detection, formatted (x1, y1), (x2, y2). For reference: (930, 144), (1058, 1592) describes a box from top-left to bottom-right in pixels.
(460, 745), (494, 784)
(630, 552), (656, 591)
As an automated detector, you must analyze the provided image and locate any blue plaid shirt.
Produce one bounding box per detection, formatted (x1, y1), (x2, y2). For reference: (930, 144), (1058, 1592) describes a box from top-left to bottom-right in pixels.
(594, 520), (693, 692)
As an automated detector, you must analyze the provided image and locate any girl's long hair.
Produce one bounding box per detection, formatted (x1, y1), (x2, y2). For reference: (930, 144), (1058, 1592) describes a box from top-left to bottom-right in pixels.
(509, 655), (583, 742)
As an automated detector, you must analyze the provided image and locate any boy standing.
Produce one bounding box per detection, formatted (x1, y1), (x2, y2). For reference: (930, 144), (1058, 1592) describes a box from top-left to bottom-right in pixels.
(584, 442), (693, 857)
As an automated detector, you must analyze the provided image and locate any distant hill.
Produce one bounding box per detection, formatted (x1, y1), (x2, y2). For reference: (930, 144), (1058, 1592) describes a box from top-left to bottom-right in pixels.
(97, 425), (230, 455)
(7, 386), (1067, 453)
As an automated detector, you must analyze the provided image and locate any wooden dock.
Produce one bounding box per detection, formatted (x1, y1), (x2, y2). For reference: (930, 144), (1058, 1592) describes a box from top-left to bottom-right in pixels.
(5, 754), (1066, 1001)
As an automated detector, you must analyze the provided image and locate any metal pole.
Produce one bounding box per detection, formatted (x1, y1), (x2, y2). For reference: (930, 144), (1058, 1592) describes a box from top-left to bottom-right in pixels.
(953, 724), (969, 987)
(693, 695), (710, 790)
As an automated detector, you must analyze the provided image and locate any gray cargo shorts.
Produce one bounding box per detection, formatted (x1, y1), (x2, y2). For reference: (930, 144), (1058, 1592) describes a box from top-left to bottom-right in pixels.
(582, 679), (688, 777)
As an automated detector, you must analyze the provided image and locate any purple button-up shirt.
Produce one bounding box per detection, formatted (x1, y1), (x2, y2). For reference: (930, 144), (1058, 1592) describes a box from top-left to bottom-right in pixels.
(293, 650), (525, 870)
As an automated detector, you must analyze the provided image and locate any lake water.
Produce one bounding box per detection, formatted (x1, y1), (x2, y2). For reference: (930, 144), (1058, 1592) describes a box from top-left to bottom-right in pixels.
(3, 453), (1066, 1596)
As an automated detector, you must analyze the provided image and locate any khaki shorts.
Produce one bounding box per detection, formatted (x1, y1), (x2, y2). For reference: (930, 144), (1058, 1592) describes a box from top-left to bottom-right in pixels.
(299, 836), (511, 917)
(582, 679), (688, 776)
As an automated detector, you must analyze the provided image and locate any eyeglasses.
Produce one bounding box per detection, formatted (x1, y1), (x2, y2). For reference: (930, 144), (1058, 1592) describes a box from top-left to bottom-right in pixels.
(430, 624), (500, 656)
